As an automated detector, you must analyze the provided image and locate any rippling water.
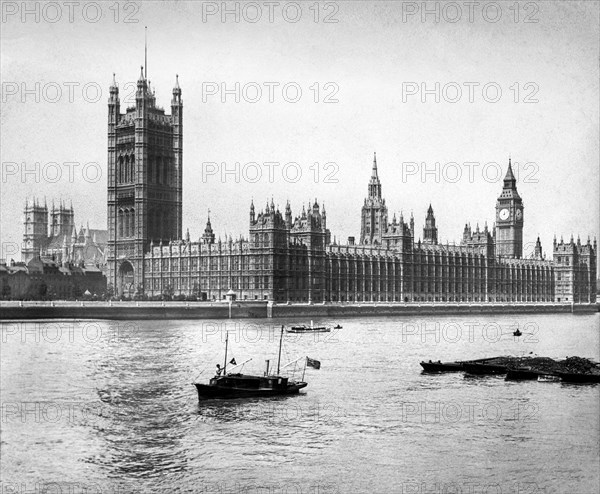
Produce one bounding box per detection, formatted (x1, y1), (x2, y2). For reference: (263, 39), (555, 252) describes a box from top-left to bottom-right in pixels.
(1, 313), (599, 493)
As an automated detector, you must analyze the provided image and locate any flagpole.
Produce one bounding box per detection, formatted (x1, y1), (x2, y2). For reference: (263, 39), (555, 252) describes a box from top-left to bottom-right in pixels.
(276, 325), (284, 375)
(144, 26), (147, 79)
(223, 331), (228, 376)
(279, 355), (305, 370)
(227, 358), (252, 373)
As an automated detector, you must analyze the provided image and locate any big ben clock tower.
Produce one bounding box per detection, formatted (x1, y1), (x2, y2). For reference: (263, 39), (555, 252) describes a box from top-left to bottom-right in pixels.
(495, 159), (524, 258)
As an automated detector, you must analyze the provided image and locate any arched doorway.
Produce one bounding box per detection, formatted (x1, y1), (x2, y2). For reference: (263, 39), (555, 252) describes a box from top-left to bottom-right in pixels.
(118, 261), (134, 298)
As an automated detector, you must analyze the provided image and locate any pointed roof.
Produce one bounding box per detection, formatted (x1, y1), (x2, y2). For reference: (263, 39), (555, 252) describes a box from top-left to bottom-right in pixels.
(504, 157), (516, 182)
(371, 151), (378, 179)
(367, 151), (382, 200)
(499, 157), (520, 199)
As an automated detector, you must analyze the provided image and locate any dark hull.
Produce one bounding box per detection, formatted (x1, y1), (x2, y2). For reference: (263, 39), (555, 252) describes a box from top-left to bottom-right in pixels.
(463, 363), (508, 375)
(195, 382), (307, 400)
(506, 368), (542, 380)
(420, 361), (463, 372)
(556, 372), (600, 383)
(286, 329), (330, 333)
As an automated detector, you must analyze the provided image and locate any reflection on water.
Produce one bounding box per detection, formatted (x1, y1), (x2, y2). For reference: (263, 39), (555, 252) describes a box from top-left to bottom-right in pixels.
(1, 314), (599, 493)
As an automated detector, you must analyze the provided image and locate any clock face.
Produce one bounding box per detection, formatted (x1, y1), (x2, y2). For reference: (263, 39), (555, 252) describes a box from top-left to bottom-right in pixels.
(499, 208), (510, 220)
(516, 209), (523, 220)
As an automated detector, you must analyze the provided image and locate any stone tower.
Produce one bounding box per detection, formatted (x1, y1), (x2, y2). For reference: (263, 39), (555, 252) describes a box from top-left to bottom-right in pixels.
(495, 159), (524, 258)
(201, 213), (215, 245)
(423, 204), (438, 245)
(107, 67), (183, 297)
(360, 153), (388, 245)
(289, 200), (329, 303)
(249, 199), (290, 301)
(50, 200), (75, 238)
(22, 198), (48, 262)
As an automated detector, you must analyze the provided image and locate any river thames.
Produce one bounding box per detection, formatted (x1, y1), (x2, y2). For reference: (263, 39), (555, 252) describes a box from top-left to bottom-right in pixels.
(1, 313), (599, 493)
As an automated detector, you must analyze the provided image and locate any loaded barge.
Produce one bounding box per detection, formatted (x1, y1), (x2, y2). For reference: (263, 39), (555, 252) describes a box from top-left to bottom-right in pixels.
(420, 356), (600, 383)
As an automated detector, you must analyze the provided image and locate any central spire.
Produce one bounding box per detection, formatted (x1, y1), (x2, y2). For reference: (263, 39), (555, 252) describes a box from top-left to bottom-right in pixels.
(372, 151), (378, 179)
(368, 151), (382, 199)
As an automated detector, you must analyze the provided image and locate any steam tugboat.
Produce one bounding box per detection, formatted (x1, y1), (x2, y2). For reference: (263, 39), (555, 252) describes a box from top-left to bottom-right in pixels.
(193, 326), (309, 400)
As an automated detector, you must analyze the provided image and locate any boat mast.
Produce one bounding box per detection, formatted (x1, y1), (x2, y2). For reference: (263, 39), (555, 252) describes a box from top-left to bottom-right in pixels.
(223, 332), (228, 376)
(276, 325), (284, 375)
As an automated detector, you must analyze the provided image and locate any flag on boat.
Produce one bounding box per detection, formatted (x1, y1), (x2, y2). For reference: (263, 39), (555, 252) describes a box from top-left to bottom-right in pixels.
(306, 357), (321, 370)
(229, 358), (237, 365)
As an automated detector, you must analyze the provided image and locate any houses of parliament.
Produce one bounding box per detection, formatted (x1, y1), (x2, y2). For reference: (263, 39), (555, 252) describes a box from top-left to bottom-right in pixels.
(98, 65), (597, 304)
(21, 65), (596, 303)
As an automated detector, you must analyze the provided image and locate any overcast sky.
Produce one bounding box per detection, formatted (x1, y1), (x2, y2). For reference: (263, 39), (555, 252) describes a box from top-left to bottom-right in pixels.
(1, 0), (598, 262)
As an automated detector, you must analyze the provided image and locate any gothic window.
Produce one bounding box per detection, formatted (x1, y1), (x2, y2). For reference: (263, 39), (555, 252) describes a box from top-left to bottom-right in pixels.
(125, 155), (130, 183)
(129, 208), (135, 237)
(123, 209), (130, 237)
(118, 156), (124, 183)
(118, 209), (124, 237)
(130, 155), (135, 182)
(162, 157), (168, 185)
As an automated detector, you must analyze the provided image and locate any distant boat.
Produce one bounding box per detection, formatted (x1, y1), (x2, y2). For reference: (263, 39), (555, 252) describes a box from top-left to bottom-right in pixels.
(193, 326), (308, 400)
(287, 320), (331, 333)
(421, 356), (509, 373)
(513, 329), (522, 337)
(333, 324), (343, 329)
(420, 360), (463, 372)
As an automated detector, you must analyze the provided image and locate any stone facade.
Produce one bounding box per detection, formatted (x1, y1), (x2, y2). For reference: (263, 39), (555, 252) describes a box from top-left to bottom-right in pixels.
(106, 69), (183, 297)
(107, 72), (596, 304)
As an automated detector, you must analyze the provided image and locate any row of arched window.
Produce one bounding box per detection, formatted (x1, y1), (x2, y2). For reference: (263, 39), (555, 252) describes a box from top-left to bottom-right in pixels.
(116, 155), (172, 185)
(149, 156), (170, 185)
(118, 208), (135, 238)
(118, 155), (135, 184)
